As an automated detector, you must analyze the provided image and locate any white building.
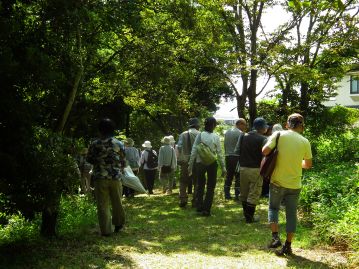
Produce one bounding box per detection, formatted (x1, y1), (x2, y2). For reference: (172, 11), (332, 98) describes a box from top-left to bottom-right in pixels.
(323, 69), (359, 108)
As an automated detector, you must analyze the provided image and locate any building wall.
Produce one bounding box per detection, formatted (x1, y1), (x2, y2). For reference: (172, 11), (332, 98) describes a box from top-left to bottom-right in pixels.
(323, 74), (359, 107)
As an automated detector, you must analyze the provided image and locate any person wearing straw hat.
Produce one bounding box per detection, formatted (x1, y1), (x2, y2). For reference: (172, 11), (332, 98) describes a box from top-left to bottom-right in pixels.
(123, 138), (140, 198)
(140, 140), (158, 194)
(159, 136), (177, 195)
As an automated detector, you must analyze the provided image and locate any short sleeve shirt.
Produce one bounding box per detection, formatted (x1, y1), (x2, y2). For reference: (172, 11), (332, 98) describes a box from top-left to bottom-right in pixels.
(264, 130), (312, 189)
(87, 137), (125, 180)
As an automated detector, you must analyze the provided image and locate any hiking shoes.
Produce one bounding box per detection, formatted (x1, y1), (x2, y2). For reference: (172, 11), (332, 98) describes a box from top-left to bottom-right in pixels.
(268, 237), (282, 248)
(275, 244), (293, 256)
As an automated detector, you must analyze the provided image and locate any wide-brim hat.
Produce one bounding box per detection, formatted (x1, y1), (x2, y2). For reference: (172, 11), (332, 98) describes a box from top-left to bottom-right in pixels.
(125, 138), (134, 147)
(142, 140), (152, 148)
(272, 124), (283, 132)
(161, 136), (171, 144)
(168, 135), (175, 144)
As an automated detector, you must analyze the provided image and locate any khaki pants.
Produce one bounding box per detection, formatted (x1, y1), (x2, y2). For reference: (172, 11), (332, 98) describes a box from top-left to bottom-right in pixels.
(179, 162), (197, 204)
(239, 167), (263, 205)
(94, 179), (125, 235)
(160, 170), (175, 193)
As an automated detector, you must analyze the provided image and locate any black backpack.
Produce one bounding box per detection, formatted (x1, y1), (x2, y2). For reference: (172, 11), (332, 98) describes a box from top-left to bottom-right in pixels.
(146, 149), (158, 169)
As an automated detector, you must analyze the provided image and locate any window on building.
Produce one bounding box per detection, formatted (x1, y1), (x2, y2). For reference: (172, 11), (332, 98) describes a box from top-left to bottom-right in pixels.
(351, 76), (359, 94)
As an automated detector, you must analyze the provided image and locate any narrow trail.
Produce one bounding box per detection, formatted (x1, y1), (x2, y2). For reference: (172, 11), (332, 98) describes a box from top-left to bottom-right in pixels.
(0, 189), (355, 269)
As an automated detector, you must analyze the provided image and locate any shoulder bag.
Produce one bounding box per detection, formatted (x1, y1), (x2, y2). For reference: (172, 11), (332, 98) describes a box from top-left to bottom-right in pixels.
(161, 149), (173, 174)
(196, 133), (217, 165)
(260, 132), (280, 182)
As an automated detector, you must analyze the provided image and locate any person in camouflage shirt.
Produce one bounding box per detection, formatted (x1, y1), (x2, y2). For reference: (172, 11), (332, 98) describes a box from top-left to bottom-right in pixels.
(87, 118), (126, 236)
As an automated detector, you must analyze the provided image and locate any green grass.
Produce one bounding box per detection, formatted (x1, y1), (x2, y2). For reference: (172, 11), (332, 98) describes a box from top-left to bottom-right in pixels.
(0, 179), (356, 269)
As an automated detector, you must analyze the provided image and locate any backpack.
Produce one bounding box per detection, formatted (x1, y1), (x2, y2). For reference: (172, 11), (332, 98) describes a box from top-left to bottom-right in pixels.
(146, 149), (158, 169)
(196, 133), (216, 165)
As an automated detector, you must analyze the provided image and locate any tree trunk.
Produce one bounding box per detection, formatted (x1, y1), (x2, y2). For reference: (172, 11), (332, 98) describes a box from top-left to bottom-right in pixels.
(40, 196), (60, 237)
(56, 67), (83, 133)
(236, 94), (246, 118)
(47, 26), (83, 236)
(237, 74), (249, 119)
(248, 69), (258, 125)
(56, 26), (83, 133)
(300, 82), (309, 115)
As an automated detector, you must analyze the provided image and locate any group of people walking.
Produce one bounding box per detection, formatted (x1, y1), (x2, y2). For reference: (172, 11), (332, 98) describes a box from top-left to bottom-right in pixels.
(85, 113), (312, 257)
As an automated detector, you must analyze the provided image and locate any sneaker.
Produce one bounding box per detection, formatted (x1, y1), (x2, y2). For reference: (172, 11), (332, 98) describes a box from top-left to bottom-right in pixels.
(275, 244), (292, 256)
(268, 237), (282, 248)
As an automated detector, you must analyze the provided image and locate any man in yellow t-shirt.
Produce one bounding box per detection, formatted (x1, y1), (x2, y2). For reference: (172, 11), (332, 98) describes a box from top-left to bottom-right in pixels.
(262, 113), (312, 256)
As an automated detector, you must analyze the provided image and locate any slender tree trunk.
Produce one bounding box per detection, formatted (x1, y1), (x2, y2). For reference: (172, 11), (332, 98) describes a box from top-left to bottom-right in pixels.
(56, 26), (84, 133)
(236, 94), (246, 118)
(44, 26), (83, 237)
(248, 69), (258, 124)
(40, 196), (60, 237)
(237, 74), (249, 118)
(300, 82), (309, 115)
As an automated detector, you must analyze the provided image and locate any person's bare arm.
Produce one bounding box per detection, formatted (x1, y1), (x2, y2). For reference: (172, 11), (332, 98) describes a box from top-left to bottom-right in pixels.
(302, 159), (312, 169)
(262, 145), (272, 156)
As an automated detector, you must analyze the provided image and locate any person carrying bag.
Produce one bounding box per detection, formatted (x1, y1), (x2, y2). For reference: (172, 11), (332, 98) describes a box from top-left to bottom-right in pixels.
(188, 117), (226, 217)
(159, 136), (177, 195)
(260, 132), (280, 182)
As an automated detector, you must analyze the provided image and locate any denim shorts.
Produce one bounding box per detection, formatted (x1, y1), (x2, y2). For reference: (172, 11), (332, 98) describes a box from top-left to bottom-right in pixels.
(268, 183), (301, 233)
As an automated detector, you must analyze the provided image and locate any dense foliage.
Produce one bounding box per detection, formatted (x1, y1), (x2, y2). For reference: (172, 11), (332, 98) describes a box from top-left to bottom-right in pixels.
(0, 0), (358, 240)
(300, 163), (359, 250)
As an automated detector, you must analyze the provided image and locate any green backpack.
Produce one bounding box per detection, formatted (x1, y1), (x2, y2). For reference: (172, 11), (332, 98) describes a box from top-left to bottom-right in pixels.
(196, 133), (216, 165)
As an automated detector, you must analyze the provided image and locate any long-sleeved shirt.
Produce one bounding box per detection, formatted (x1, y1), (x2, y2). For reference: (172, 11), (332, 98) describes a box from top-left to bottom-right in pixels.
(177, 128), (200, 163)
(140, 148), (158, 170)
(224, 127), (242, 156)
(188, 131), (226, 172)
(158, 144), (177, 170)
(125, 146), (140, 169)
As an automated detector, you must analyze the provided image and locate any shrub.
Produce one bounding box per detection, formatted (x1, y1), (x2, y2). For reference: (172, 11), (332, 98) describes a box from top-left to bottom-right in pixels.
(0, 127), (81, 236)
(300, 162), (359, 250)
(57, 195), (97, 235)
(0, 213), (40, 245)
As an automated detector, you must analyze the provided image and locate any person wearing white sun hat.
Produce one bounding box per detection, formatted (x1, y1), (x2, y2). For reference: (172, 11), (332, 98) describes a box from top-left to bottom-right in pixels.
(158, 136), (177, 194)
(140, 140), (158, 194)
